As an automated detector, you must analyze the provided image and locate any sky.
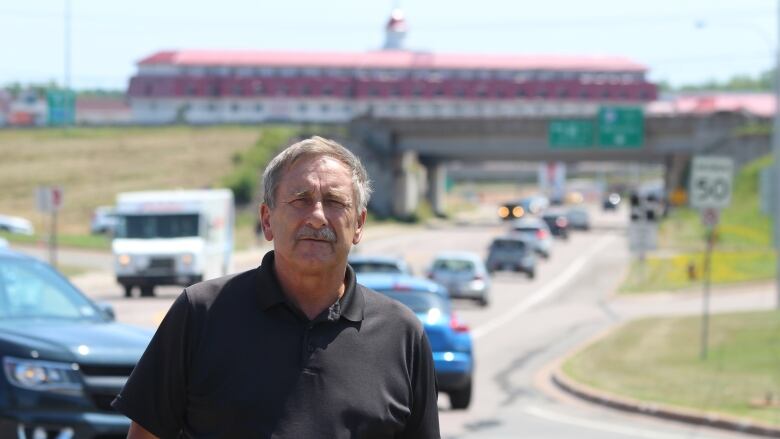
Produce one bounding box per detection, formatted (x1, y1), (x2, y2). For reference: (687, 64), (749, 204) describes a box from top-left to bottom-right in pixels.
(0, 0), (777, 90)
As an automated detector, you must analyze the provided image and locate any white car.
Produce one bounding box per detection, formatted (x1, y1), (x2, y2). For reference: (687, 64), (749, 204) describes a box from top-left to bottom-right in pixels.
(0, 214), (34, 235)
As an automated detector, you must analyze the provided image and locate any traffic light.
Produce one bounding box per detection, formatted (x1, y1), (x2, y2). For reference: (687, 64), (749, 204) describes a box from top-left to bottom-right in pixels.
(630, 192), (641, 221)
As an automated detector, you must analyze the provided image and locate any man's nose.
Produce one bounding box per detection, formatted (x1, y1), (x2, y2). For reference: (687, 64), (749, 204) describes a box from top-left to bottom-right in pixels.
(305, 201), (327, 228)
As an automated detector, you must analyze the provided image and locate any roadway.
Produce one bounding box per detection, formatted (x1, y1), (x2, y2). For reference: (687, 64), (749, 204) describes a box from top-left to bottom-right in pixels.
(24, 203), (773, 439)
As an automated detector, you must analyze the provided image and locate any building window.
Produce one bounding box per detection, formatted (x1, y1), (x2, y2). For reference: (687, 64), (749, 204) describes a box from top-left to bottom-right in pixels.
(208, 84), (219, 97)
(322, 85), (333, 96)
(231, 103), (240, 112)
(208, 103), (217, 112)
(515, 88), (526, 97)
(231, 84), (243, 96)
(186, 84), (197, 96)
(255, 103), (264, 112)
(144, 83), (154, 96)
(298, 103), (308, 112)
(301, 84), (311, 96)
(253, 82), (264, 95)
(321, 104), (330, 113)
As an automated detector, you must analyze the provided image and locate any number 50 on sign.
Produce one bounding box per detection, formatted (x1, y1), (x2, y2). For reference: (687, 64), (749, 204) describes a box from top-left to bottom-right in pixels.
(689, 156), (734, 210)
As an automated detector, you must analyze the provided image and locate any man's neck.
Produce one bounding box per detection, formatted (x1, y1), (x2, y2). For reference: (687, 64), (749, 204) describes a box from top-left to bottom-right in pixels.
(273, 260), (346, 320)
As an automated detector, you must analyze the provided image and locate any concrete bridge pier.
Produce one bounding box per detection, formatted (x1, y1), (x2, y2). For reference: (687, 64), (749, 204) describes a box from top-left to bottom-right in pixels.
(421, 159), (447, 217)
(391, 150), (421, 219)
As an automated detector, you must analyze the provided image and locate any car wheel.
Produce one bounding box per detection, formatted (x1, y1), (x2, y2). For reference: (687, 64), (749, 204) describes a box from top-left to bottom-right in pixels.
(140, 286), (155, 297)
(449, 380), (472, 410)
(477, 297), (489, 307)
(527, 270), (535, 280)
(123, 284), (133, 298)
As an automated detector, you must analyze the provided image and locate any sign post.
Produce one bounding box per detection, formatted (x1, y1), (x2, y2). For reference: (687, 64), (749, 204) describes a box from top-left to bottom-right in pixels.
(689, 156), (734, 360)
(35, 186), (63, 267)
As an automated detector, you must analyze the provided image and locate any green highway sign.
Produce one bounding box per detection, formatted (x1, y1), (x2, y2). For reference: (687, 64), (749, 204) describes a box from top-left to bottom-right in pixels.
(548, 120), (594, 148)
(598, 106), (644, 148)
(47, 90), (76, 126)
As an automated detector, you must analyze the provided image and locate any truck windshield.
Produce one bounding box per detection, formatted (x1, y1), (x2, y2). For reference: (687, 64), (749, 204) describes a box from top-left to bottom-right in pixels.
(116, 214), (200, 238)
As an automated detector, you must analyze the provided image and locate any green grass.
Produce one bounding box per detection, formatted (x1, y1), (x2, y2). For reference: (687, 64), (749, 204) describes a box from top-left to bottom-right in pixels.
(0, 231), (111, 250)
(563, 310), (780, 426)
(621, 154), (777, 293)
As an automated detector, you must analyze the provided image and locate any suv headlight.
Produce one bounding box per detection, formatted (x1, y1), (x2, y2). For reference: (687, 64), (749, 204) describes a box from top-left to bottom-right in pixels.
(3, 356), (83, 396)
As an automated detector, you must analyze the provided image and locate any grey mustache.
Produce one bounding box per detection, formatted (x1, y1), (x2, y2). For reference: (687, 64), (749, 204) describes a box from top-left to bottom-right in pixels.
(296, 226), (336, 242)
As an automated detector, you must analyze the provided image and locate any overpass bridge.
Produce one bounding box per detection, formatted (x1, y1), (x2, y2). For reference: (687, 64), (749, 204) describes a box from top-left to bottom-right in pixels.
(345, 112), (770, 218)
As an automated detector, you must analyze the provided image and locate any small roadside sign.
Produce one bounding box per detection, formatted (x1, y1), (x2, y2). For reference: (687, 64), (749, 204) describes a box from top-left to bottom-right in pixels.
(689, 156), (734, 209)
(700, 208), (720, 228)
(628, 222), (658, 253)
(36, 186), (63, 213)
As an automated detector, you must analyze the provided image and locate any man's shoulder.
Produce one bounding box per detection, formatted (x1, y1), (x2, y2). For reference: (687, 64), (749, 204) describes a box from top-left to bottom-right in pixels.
(184, 268), (257, 307)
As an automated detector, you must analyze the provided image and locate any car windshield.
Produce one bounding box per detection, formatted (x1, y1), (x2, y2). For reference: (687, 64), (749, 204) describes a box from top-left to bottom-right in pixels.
(492, 240), (526, 250)
(0, 256), (102, 320)
(350, 261), (403, 274)
(115, 214), (200, 238)
(375, 290), (449, 314)
(433, 259), (474, 272)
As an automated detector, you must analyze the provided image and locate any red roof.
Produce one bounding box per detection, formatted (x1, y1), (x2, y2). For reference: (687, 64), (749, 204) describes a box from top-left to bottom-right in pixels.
(647, 93), (775, 117)
(138, 50), (647, 72)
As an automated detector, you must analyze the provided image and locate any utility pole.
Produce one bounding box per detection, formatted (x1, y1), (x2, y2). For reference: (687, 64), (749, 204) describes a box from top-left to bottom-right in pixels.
(64, 0), (71, 91)
(774, 0), (780, 309)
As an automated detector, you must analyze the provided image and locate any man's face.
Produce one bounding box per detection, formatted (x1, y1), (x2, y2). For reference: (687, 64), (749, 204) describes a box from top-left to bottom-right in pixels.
(260, 155), (365, 275)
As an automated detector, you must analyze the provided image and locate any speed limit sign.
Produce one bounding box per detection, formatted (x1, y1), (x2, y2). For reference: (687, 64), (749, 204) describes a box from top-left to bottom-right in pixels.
(689, 156), (734, 209)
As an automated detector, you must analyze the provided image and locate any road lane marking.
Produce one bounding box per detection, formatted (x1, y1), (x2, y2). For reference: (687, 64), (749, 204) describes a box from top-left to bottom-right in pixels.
(472, 234), (616, 340)
(523, 405), (704, 439)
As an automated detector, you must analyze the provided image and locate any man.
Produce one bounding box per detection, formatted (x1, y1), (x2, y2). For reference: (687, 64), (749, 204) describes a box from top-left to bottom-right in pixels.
(112, 136), (440, 438)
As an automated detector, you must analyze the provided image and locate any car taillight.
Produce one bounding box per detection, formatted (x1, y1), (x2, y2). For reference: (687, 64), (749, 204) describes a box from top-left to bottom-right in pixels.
(450, 312), (469, 333)
(536, 229), (547, 239)
(556, 217), (568, 228)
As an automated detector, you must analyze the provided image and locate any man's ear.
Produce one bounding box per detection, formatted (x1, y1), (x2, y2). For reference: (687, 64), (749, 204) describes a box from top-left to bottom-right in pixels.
(352, 209), (367, 245)
(260, 204), (274, 241)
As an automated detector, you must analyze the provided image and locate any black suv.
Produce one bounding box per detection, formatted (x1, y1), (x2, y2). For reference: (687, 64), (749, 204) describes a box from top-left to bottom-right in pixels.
(0, 246), (151, 439)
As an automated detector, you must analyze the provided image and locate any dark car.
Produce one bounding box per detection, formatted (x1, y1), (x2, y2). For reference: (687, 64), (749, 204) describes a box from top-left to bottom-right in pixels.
(541, 209), (569, 240)
(0, 246), (152, 439)
(603, 192), (621, 210)
(356, 273), (474, 409)
(497, 195), (549, 221)
(486, 235), (537, 278)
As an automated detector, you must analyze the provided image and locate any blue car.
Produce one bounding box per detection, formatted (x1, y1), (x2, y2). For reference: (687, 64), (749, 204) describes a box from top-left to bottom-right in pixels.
(356, 273), (474, 409)
(0, 245), (153, 439)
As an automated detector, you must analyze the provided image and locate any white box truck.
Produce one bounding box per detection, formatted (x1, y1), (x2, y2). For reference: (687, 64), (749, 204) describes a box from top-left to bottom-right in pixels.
(112, 189), (234, 297)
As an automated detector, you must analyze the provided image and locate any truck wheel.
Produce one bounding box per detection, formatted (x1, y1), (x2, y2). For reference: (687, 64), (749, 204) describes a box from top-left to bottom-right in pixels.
(449, 380), (472, 410)
(140, 286), (155, 297)
(123, 285), (133, 298)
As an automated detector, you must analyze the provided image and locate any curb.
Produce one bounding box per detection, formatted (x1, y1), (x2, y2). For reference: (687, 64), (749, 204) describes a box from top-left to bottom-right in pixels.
(551, 364), (780, 438)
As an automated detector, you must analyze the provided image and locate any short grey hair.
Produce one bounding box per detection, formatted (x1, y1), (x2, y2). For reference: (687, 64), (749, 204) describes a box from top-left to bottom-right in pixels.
(262, 136), (373, 213)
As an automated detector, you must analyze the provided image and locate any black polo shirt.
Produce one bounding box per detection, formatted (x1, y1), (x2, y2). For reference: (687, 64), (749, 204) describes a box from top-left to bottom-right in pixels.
(112, 251), (440, 439)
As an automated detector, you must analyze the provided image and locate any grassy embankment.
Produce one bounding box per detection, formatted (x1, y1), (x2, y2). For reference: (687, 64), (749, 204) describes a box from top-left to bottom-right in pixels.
(563, 310), (780, 427)
(0, 125), (297, 250)
(620, 154), (776, 293)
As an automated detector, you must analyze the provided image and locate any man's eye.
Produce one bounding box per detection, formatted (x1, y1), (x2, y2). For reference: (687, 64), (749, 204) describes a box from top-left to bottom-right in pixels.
(290, 198), (309, 206)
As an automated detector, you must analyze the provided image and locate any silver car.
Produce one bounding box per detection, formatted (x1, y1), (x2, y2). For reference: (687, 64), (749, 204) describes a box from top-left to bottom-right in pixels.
(427, 252), (490, 307)
(509, 217), (553, 259)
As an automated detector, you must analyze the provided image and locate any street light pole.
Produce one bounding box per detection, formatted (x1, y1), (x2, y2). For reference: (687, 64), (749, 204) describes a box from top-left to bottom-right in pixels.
(64, 0), (71, 90)
(773, 0), (780, 309)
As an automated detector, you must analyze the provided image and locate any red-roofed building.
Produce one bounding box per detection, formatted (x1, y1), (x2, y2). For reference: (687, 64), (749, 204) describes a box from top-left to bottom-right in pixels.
(126, 10), (657, 124)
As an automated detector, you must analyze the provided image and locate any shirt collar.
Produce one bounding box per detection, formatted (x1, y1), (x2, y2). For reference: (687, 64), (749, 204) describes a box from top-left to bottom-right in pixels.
(256, 251), (364, 322)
